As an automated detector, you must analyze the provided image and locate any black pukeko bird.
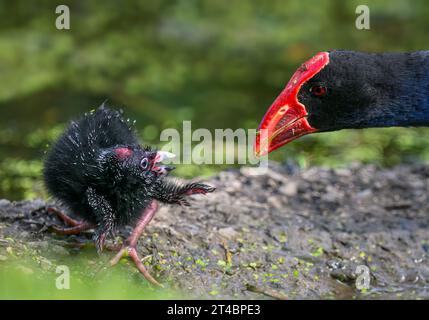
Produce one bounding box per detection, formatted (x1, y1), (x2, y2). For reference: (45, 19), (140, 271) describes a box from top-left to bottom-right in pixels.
(44, 105), (215, 286)
(254, 50), (429, 155)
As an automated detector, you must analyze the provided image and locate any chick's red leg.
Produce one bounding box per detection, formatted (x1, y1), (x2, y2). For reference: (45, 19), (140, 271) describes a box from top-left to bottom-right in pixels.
(47, 207), (82, 226)
(51, 222), (95, 235)
(47, 207), (95, 235)
(110, 200), (162, 287)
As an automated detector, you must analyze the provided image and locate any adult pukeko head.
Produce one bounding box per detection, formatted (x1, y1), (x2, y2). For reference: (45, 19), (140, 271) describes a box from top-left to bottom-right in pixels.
(255, 50), (429, 156)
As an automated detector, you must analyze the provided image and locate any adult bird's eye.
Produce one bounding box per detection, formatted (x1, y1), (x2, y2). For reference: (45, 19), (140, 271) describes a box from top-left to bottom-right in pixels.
(140, 157), (149, 170)
(310, 85), (327, 97)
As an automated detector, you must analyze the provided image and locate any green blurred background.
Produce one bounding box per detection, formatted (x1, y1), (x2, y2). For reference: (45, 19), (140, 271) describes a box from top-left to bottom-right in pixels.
(1, 0), (429, 200)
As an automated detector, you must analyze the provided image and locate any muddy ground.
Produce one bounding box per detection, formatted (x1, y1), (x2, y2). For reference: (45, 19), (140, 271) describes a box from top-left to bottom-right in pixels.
(0, 163), (428, 299)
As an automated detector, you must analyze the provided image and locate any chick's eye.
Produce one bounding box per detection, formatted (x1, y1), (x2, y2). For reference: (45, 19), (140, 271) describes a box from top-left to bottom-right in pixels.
(140, 157), (149, 170)
(310, 85), (327, 97)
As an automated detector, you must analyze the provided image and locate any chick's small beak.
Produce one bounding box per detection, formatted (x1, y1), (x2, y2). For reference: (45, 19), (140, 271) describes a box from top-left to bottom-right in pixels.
(154, 151), (176, 163)
(153, 151), (176, 176)
(254, 52), (329, 156)
(154, 165), (176, 175)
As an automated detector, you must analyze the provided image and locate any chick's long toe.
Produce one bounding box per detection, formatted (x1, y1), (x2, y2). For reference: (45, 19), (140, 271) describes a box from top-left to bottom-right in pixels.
(109, 200), (162, 287)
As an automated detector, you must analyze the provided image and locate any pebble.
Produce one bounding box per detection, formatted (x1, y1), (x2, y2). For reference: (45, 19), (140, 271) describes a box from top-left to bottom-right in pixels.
(279, 181), (298, 196)
(224, 180), (242, 193)
(0, 199), (11, 206)
(354, 189), (372, 200)
(267, 196), (282, 209)
(321, 185), (341, 203)
(334, 168), (351, 177)
(216, 204), (232, 214)
(218, 227), (239, 240)
(399, 270), (420, 283)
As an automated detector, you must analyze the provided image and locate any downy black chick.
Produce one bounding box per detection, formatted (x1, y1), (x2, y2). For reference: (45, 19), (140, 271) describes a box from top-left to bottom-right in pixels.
(43, 104), (215, 286)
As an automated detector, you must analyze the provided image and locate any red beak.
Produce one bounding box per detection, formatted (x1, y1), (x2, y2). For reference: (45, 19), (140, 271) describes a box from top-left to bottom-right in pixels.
(254, 52), (330, 156)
